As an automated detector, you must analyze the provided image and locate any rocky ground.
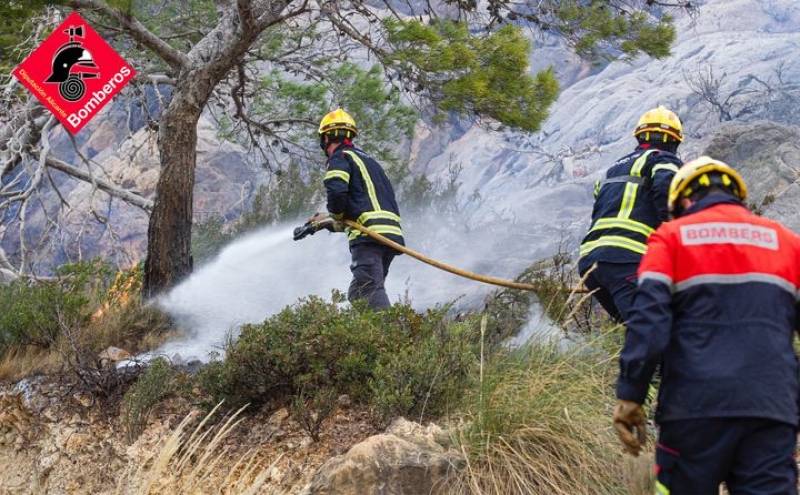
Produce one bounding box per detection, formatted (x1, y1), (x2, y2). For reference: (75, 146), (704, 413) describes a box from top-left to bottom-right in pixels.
(0, 375), (460, 495)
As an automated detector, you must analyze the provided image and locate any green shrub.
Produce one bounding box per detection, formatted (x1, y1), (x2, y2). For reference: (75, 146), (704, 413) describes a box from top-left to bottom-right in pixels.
(369, 316), (475, 426)
(0, 260), (112, 353)
(196, 298), (479, 429)
(122, 358), (175, 444)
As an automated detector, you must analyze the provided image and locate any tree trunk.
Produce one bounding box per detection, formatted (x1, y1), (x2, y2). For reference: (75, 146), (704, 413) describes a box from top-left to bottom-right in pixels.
(141, 1), (293, 297)
(142, 82), (205, 298)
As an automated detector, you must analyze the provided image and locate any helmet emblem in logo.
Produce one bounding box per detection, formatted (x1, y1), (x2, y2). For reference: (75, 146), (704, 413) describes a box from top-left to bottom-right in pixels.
(44, 25), (99, 102)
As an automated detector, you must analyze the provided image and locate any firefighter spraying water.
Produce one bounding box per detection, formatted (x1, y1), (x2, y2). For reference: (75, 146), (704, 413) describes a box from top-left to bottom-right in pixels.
(294, 109), (547, 297)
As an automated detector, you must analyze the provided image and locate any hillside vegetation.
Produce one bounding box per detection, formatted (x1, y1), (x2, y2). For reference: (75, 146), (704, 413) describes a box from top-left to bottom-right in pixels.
(0, 244), (655, 494)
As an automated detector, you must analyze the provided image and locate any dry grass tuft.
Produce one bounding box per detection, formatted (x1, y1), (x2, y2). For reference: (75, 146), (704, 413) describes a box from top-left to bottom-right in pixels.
(118, 403), (282, 495)
(84, 301), (175, 356)
(0, 346), (60, 382)
(446, 328), (640, 495)
(623, 453), (656, 495)
(439, 258), (654, 494)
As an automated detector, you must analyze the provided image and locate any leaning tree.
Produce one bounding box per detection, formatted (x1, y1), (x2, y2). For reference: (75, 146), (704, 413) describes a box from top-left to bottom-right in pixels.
(0, 0), (689, 295)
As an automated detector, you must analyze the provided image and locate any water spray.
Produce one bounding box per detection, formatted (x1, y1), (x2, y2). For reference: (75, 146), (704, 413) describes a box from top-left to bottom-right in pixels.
(294, 217), (588, 293)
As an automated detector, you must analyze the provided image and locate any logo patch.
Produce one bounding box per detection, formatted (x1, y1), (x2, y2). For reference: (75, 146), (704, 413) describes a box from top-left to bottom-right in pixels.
(13, 12), (136, 134)
(680, 222), (779, 250)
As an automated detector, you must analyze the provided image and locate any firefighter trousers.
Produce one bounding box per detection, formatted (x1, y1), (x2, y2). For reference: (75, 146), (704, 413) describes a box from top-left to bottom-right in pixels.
(348, 243), (396, 309)
(655, 418), (798, 495)
(578, 259), (638, 323)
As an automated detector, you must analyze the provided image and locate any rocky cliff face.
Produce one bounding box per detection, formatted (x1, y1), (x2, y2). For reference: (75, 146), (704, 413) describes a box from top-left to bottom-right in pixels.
(414, 0), (800, 265)
(5, 0), (799, 286)
(700, 121), (800, 231)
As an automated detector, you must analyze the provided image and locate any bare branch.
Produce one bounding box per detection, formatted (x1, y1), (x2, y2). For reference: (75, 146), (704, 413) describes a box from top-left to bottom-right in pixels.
(44, 156), (153, 212)
(255, 0), (310, 31)
(237, 0), (258, 33)
(134, 73), (177, 86)
(1, 100), (49, 177)
(68, 0), (190, 71)
(322, 6), (389, 60)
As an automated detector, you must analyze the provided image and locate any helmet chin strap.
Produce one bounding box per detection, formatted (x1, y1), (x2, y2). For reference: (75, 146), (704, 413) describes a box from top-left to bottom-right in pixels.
(320, 135), (354, 155)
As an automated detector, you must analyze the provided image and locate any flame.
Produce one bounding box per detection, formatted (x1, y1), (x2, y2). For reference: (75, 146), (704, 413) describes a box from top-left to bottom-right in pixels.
(91, 266), (142, 321)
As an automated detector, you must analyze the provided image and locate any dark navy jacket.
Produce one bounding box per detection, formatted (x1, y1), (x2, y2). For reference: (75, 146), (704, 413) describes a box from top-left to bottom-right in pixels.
(324, 144), (404, 247)
(580, 146), (682, 264)
(617, 194), (800, 425)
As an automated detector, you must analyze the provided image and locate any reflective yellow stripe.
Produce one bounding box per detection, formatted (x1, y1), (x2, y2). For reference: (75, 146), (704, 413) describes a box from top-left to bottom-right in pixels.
(579, 236), (648, 257)
(593, 180), (601, 198)
(367, 225), (403, 236)
(618, 182), (638, 219)
(589, 218), (654, 237)
(324, 170), (350, 183)
(347, 224), (403, 240)
(651, 163), (679, 176)
(344, 150), (381, 211)
(631, 150), (655, 177)
(617, 150), (656, 219)
(655, 480), (670, 495)
(358, 210), (401, 224)
(647, 384), (658, 404)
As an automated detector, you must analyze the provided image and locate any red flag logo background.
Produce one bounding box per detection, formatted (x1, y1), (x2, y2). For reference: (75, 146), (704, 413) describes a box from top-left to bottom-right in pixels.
(13, 12), (136, 134)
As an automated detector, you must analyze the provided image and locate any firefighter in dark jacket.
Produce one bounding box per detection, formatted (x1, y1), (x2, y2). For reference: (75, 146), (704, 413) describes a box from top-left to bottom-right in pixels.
(578, 106), (684, 322)
(310, 108), (404, 309)
(613, 156), (800, 494)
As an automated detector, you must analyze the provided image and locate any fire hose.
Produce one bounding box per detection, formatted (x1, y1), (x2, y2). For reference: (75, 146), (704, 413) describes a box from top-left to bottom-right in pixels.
(343, 220), (546, 291)
(294, 217), (587, 293)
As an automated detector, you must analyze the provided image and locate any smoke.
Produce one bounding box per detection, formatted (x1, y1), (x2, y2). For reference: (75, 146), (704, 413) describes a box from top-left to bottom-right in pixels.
(153, 208), (568, 361)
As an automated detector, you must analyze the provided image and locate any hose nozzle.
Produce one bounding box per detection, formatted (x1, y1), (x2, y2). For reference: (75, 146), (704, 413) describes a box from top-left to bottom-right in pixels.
(293, 222), (317, 241)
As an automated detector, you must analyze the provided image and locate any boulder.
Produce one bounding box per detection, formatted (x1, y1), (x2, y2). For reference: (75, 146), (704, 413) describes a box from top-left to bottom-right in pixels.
(98, 346), (132, 364)
(0, 393), (35, 440)
(699, 121), (800, 231)
(301, 418), (462, 495)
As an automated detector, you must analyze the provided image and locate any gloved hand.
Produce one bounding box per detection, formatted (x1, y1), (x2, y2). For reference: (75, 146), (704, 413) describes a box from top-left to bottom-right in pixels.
(308, 212), (329, 225)
(327, 220), (345, 232)
(308, 212), (344, 233)
(613, 400), (647, 456)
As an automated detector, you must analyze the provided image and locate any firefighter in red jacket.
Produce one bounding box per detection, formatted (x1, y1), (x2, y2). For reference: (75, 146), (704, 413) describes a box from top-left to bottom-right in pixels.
(613, 156), (800, 494)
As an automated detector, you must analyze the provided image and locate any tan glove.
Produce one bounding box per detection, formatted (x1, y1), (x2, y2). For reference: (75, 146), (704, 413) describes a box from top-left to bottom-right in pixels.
(308, 212), (344, 233)
(308, 212), (328, 225)
(613, 400), (647, 456)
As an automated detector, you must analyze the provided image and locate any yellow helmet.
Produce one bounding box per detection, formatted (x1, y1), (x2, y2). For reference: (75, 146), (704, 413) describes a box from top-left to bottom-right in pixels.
(634, 105), (683, 142)
(668, 156), (748, 215)
(318, 108), (357, 138)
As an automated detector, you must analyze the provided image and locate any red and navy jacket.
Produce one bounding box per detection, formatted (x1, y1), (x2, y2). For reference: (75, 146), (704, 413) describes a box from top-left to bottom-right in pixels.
(617, 194), (800, 425)
(324, 144), (404, 247)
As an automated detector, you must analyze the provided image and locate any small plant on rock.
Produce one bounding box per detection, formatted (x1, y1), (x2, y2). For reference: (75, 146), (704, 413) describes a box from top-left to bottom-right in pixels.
(122, 358), (175, 444)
